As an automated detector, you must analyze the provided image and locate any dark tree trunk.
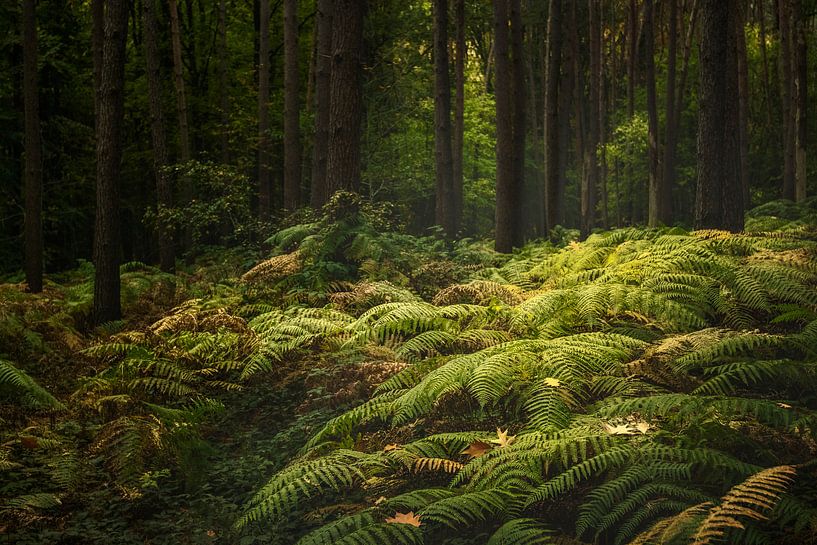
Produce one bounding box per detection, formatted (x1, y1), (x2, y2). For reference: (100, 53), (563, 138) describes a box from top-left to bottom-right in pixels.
(93, 0), (129, 323)
(452, 0), (465, 233)
(143, 0), (174, 274)
(310, 0), (332, 208)
(736, 2), (751, 209)
(284, 0), (301, 210)
(510, 0), (525, 245)
(660, 0), (678, 226)
(544, 0), (562, 236)
(218, 0), (229, 163)
(326, 0), (364, 196)
(168, 0), (192, 254)
(433, 0), (455, 236)
(258, 0), (272, 219)
(22, 0), (43, 293)
(493, 0), (516, 252)
(792, 0), (807, 202)
(583, 0), (601, 237)
(695, 0), (743, 232)
(645, 0), (663, 227)
(778, 0), (795, 200)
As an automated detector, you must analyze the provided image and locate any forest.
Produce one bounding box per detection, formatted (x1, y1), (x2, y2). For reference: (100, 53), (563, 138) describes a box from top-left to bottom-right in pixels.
(2, 0), (817, 543)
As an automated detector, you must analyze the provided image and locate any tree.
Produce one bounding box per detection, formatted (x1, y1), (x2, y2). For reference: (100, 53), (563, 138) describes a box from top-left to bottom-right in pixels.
(778, 0), (795, 200)
(93, 0), (129, 323)
(310, 0), (332, 208)
(142, 0), (174, 274)
(695, 0), (743, 232)
(218, 0), (229, 163)
(493, 0), (516, 252)
(283, 0), (301, 210)
(583, 0), (601, 237)
(21, 0), (42, 293)
(452, 0), (465, 234)
(543, 0), (562, 236)
(433, 0), (455, 236)
(792, 0), (807, 202)
(326, 0), (364, 195)
(258, 0), (272, 219)
(168, 0), (192, 252)
(645, 0), (663, 227)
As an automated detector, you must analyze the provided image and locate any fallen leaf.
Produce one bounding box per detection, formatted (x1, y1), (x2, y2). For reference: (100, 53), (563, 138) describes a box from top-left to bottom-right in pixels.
(206, 530), (216, 538)
(385, 511), (422, 527)
(634, 421), (652, 434)
(543, 377), (561, 387)
(383, 443), (400, 452)
(492, 428), (516, 448)
(374, 496), (388, 505)
(777, 402), (792, 409)
(603, 423), (636, 435)
(461, 440), (492, 458)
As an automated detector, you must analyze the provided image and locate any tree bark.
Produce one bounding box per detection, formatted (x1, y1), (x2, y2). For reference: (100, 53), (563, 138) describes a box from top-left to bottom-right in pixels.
(792, 0), (807, 202)
(218, 0), (229, 163)
(326, 0), (364, 196)
(310, 0), (332, 208)
(695, 0), (743, 232)
(543, 0), (562, 236)
(284, 0), (302, 210)
(22, 0), (43, 293)
(510, 0), (525, 244)
(258, 0), (272, 219)
(736, 2), (751, 209)
(583, 0), (601, 238)
(778, 0), (795, 200)
(143, 0), (174, 274)
(433, 0), (455, 236)
(93, 0), (129, 323)
(493, 0), (517, 252)
(645, 0), (663, 227)
(452, 0), (465, 233)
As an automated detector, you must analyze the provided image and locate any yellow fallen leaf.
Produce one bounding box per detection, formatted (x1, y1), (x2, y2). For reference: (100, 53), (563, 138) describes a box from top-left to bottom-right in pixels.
(543, 377), (561, 387)
(603, 423), (636, 435)
(385, 511), (422, 527)
(383, 443), (400, 452)
(492, 427), (516, 447)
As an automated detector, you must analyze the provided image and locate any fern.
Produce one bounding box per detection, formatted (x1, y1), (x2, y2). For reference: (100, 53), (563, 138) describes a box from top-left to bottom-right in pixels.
(0, 358), (64, 410)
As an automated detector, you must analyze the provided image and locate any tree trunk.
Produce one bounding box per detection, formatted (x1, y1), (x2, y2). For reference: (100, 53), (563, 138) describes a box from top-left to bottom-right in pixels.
(310, 0), (332, 208)
(326, 0), (364, 195)
(583, 0), (601, 238)
(93, 0), (129, 323)
(452, 0), (465, 233)
(143, 0), (174, 274)
(22, 0), (43, 293)
(695, 0), (743, 232)
(543, 0), (562, 236)
(168, 0), (192, 254)
(510, 0), (525, 245)
(645, 0), (663, 227)
(283, 0), (301, 210)
(218, 0), (229, 163)
(493, 0), (515, 252)
(778, 0), (795, 200)
(736, 2), (751, 210)
(433, 0), (455, 236)
(258, 0), (272, 219)
(792, 0), (807, 202)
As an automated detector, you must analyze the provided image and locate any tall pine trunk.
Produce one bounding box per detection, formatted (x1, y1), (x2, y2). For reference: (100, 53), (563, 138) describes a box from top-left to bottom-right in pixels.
(792, 0), (807, 202)
(645, 0), (662, 227)
(310, 0), (332, 208)
(778, 0), (795, 200)
(543, 0), (562, 235)
(433, 0), (455, 236)
(93, 0), (128, 323)
(660, 0), (678, 226)
(583, 0), (601, 238)
(493, 0), (515, 252)
(142, 0), (174, 274)
(326, 0), (364, 195)
(22, 0), (43, 293)
(218, 0), (229, 163)
(452, 0), (465, 232)
(257, 0), (272, 219)
(283, 0), (301, 210)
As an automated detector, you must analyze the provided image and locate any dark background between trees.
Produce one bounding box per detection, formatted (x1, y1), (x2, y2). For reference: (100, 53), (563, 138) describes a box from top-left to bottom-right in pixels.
(2, 0), (816, 320)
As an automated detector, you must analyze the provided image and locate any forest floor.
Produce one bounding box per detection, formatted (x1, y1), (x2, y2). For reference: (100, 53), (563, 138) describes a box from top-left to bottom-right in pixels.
(2, 194), (817, 544)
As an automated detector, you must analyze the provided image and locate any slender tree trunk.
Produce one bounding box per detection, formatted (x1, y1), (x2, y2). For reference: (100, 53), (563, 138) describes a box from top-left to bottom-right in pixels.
(778, 0), (795, 200)
(452, 0), (465, 233)
(258, 0), (272, 219)
(310, 0), (332, 208)
(645, 0), (662, 227)
(558, 6), (574, 229)
(626, 0), (637, 224)
(143, 0), (174, 274)
(583, 0), (601, 238)
(93, 0), (129, 323)
(283, 0), (301, 210)
(598, 0), (608, 229)
(758, 0), (773, 128)
(792, 0), (807, 202)
(493, 0), (515, 252)
(22, 0), (43, 293)
(433, 0), (455, 235)
(736, 2), (751, 209)
(326, 0), (364, 195)
(510, 0), (525, 245)
(218, 0), (229, 163)
(168, 0), (192, 255)
(696, 0), (742, 231)
(544, 0), (562, 236)
(660, 0), (678, 226)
